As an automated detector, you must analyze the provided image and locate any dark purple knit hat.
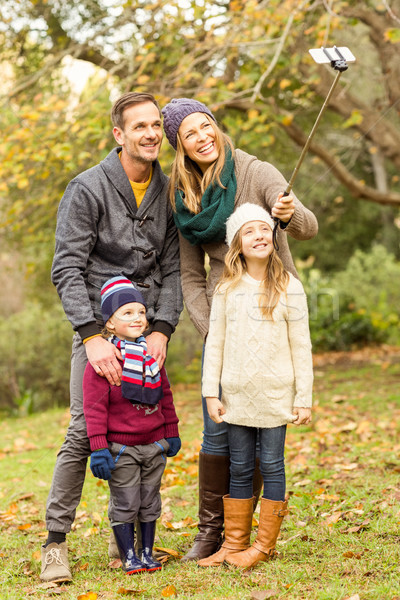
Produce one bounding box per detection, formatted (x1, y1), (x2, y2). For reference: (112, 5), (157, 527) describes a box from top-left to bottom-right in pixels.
(162, 98), (216, 150)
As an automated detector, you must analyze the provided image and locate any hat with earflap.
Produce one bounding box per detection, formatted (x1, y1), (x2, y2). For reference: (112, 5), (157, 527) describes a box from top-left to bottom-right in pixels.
(225, 203), (275, 247)
(101, 276), (146, 323)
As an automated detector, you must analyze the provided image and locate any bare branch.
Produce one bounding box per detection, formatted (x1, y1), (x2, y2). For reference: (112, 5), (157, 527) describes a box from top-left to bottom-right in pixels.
(282, 120), (400, 207)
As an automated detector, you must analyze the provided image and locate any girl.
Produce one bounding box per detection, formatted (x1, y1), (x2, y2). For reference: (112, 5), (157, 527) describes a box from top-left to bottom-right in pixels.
(83, 276), (181, 575)
(198, 203), (313, 568)
(161, 97), (317, 561)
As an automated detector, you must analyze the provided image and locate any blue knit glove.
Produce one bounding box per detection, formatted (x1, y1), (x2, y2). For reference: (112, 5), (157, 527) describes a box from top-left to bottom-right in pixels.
(90, 449), (116, 480)
(165, 437), (181, 457)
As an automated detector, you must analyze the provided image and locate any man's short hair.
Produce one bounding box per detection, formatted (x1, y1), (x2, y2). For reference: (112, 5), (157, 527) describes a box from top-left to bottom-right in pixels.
(111, 92), (161, 129)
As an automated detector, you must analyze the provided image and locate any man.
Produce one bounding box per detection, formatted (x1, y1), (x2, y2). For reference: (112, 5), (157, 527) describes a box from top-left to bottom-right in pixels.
(40, 92), (183, 583)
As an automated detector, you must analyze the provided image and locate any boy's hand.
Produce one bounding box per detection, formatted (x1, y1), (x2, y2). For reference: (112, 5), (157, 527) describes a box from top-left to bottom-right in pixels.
(165, 437), (181, 457)
(206, 397), (226, 424)
(292, 407), (312, 425)
(90, 449), (115, 480)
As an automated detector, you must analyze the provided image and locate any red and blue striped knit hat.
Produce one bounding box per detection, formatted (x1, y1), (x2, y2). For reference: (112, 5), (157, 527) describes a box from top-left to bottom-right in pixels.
(101, 276), (146, 323)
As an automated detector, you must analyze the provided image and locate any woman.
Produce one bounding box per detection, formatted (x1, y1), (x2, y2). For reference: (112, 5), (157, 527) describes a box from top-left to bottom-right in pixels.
(161, 98), (318, 561)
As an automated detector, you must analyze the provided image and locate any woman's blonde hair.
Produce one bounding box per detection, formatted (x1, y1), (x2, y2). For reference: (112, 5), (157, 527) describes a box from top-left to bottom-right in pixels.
(219, 228), (290, 320)
(168, 115), (234, 214)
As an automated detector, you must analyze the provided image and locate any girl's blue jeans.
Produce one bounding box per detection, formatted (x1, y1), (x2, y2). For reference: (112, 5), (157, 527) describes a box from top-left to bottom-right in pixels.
(201, 349), (286, 500)
(228, 424), (286, 501)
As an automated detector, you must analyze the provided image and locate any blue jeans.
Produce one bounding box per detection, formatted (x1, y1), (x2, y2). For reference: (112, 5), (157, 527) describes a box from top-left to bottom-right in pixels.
(201, 346), (230, 455)
(228, 424), (286, 501)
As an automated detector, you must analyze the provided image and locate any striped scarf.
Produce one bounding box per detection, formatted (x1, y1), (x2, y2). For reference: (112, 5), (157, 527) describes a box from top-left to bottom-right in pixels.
(109, 335), (163, 406)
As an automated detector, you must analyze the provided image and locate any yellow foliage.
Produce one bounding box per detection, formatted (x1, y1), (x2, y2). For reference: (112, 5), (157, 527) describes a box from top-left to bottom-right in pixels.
(281, 114), (294, 126)
(204, 77), (218, 88)
(248, 109), (259, 120)
(279, 79), (291, 90)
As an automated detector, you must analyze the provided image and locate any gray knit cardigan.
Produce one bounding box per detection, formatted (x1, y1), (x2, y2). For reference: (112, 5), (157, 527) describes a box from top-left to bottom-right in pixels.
(51, 148), (183, 340)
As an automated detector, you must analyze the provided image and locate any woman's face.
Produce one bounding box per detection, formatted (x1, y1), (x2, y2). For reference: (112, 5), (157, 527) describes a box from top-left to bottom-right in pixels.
(178, 112), (219, 172)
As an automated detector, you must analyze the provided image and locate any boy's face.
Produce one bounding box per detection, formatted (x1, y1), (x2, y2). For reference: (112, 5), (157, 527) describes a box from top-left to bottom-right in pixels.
(107, 302), (147, 341)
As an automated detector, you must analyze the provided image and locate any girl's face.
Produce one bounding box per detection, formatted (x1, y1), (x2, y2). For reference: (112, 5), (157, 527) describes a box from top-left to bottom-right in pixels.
(178, 112), (219, 172)
(240, 220), (273, 262)
(106, 302), (147, 341)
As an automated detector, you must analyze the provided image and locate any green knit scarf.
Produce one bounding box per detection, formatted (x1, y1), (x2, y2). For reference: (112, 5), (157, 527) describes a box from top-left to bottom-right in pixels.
(173, 147), (237, 245)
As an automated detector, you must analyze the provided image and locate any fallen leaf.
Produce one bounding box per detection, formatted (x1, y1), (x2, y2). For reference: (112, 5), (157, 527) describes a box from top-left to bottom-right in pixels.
(293, 478), (312, 487)
(332, 394), (348, 403)
(161, 585), (177, 597)
(343, 519), (371, 534)
(153, 546), (181, 557)
(251, 590), (278, 599)
(18, 523), (32, 531)
(117, 588), (146, 596)
(16, 493), (35, 502)
(83, 527), (99, 537)
(76, 562), (89, 571)
(337, 463), (359, 471)
(343, 551), (362, 559)
(109, 558), (122, 569)
(162, 516), (195, 530)
(323, 511), (342, 525)
(344, 595), (360, 600)
(339, 422), (357, 432)
(37, 582), (59, 589)
(78, 593), (98, 600)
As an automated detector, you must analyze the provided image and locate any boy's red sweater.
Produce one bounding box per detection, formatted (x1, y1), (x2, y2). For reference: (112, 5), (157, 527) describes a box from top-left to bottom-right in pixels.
(83, 361), (179, 451)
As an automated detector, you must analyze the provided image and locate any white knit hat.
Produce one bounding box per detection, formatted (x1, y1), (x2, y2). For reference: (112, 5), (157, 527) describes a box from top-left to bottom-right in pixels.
(225, 203), (275, 246)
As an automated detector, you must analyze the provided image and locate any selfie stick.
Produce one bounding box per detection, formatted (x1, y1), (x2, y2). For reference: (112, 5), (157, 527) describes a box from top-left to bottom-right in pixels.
(272, 46), (356, 251)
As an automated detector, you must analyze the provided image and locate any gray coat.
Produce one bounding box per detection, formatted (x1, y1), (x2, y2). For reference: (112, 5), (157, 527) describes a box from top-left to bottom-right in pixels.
(51, 148), (183, 340)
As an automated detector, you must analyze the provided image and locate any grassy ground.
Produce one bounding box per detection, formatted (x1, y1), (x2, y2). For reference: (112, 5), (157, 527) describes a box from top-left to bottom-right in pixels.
(1, 347), (400, 600)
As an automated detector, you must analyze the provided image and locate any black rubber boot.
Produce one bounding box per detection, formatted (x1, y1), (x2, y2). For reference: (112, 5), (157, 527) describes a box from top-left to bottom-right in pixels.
(140, 521), (162, 572)
(112, 523), (146, 574)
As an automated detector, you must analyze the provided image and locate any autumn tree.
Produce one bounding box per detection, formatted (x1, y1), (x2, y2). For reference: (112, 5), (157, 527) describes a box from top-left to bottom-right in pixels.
(0, 0), (399, 273)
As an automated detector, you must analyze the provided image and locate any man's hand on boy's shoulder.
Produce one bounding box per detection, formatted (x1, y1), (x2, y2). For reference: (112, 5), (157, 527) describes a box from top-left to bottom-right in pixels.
(146, 331), (168, 369)
(85, 336), (122, 385)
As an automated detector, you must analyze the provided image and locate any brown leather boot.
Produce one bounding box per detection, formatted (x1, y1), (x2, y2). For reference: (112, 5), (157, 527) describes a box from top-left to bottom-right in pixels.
(226, 497), (288, 569)
(197, 495), (254, 567)
(181, 453), (230, 562)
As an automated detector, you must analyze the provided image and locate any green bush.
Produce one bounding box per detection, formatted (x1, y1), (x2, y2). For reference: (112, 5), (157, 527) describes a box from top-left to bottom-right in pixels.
(0, 302), (72, 413)
(310, 304), (386, 351)
(300, 245), (400, 351)
(332, 244), (400, 314)
(166, 307), (202, 384)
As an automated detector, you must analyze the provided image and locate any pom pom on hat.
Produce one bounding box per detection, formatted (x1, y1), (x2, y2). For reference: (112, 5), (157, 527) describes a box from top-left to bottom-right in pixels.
(101, 276), (146, 323)
(162, 98), (216, 150)
(225, 203), (275, 247)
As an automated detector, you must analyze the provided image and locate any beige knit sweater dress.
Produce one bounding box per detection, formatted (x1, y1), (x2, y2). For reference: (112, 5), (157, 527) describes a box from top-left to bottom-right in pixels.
(202, 273), (313, 428)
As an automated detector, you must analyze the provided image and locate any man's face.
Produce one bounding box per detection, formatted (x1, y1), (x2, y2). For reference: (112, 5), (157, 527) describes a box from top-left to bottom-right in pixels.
(113, 102), (163, 164)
